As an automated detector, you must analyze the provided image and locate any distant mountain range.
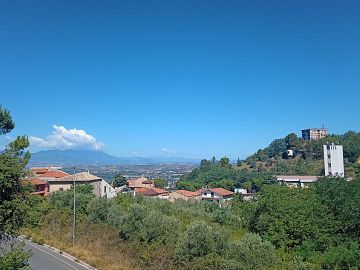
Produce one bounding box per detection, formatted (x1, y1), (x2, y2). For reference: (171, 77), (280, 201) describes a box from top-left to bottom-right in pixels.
(28, 150), (199, 166)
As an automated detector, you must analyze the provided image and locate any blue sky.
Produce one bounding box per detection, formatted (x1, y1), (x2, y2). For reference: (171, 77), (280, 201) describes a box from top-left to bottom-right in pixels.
(1, 0), (359, 159)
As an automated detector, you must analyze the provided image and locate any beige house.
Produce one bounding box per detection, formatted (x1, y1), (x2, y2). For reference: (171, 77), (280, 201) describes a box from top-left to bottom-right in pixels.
(169, 190), (200, 202)
(48, 172), (116, 198)
(196, 188), (235, 205)
(127, 175), (154, 190)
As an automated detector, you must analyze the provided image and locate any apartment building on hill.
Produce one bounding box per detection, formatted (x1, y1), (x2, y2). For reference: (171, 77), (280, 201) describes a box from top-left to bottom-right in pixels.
(302, 128), (328, 141)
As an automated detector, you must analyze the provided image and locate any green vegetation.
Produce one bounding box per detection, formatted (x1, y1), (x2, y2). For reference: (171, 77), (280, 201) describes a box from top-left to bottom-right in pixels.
(154, 178), (167, 189)
(3, 106), (360, 269)
(0, 106), (32, 269)
(0, 244), (32, 270)
(112, 173), (127, 188)
(248, 131), (360, 177)
(177, 157), (276, 192)
(177, 131), (360, 192)
(21, 175), (360, 269)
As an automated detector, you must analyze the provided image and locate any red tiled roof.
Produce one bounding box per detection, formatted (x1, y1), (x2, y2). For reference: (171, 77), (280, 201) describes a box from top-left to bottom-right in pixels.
(152, 188), (168, 194)
(136, 187), (168, 196)
(176, 190), (199, 198)
(22, 178), (48, 186)
(195, 188), (208, 195)
(39, 170), (70, 178)
(30, 168), (49, 174)
(210, 188), (234, 196)
(127, 180), (139, 188)
(196, 188), (234, 196)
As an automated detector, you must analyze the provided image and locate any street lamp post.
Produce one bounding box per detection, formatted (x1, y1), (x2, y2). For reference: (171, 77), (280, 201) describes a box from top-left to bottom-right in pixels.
(72, 167), (76, 245)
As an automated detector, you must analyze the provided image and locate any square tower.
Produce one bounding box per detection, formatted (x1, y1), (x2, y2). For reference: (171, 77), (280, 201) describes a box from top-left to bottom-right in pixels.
(323, 144), (344, 177)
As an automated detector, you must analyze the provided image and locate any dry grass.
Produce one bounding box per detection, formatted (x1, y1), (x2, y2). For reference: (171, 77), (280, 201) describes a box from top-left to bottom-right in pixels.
(22, 219), (141, 270)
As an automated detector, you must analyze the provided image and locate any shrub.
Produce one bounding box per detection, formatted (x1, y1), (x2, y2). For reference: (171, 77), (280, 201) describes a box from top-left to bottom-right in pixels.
(0, 243), (32, 270)
(226, 233), (278, 270)
(87, 198), (110, 223)
(175, 221), (228, 262)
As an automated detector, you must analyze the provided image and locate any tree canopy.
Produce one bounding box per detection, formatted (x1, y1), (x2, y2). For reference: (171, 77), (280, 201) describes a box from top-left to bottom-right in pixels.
(112, 173), (127, 188)
(0, 105), (32, 268)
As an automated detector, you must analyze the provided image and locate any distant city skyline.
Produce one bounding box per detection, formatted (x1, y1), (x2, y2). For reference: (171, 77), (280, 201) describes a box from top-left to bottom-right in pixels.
(1, 1), (359, 159)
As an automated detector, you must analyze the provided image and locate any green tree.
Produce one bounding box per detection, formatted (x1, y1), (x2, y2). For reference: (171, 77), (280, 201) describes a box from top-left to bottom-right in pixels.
(49, 183), (95, 214)
(0, 106), (15, 135)
(236, 158), (242, 167)
(253, 185), (335, 251)
(219, 157), (230, 168)
(226, 233), (278, 270)
(87, 197), (110, 223)
(322, 242), (360, 269)
(0, 106), (32, 267)
(176, 181), (200, 191)
(0, 244), (32, 270)
(112, 173), (127, 187)
(208, 179), (234, 190)
(175, 221), (227, 262)
(154, 178), (167, 189)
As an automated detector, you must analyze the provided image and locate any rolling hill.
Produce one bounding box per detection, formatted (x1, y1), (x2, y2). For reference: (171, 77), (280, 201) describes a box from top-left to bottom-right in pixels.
(28, 150), (198, 166)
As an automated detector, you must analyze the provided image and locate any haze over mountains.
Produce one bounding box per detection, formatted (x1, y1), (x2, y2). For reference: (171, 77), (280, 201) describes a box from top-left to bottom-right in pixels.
(29, 150), (199, 166)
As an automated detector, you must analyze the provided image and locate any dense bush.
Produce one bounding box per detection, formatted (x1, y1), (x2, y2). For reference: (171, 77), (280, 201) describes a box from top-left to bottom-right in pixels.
(175, 221), (227, 262)
(25, 175), (360, 269)
(225, 233), (278, 270)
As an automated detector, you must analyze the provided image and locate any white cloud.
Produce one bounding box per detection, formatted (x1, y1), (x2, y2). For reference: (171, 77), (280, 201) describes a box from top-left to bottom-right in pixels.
(161, 148), (176, 155)
(30, 125), (104, 151)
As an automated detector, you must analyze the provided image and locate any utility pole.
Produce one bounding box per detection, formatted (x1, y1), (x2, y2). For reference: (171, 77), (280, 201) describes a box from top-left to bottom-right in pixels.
(72, 167), (76, 245)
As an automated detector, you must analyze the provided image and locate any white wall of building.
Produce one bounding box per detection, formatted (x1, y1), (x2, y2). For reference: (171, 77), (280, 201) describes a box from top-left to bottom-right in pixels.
(100, 180), (117, 198)
(323, 144), (344, 177)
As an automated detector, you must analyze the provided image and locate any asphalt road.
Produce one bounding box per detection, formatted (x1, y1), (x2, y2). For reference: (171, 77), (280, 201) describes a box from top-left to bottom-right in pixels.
(1, 237), (92, 270)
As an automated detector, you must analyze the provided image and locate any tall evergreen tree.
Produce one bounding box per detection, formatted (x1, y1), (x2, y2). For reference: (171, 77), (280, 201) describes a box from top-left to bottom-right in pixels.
(0, 105), (32, 268)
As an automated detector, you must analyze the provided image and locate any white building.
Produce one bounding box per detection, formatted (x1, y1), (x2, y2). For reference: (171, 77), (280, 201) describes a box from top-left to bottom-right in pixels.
(197, 188), (234, 204)
(323, 143), (344, 177)
(234, 188), (255, 201)
(276, 175), (319, 188)
(100, 179), (117, 199)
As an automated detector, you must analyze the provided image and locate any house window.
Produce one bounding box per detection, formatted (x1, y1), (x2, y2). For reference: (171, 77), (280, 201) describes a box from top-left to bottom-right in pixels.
(211, 192), (214, 197)
(204, 192), (207, 196)
(328, 163), (331, 167)
(59, 188), (63, 191)
(328, 154), (331, 159)
(104, 186), (107, 193)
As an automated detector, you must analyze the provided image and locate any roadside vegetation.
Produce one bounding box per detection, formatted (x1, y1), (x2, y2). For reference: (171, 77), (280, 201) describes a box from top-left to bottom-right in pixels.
(2, 104), (360, 269)
(23, 174), (360, 270)
(0, 106), (32, 270)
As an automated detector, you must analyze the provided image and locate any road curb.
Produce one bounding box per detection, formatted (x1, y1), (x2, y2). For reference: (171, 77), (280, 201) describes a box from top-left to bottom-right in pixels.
(19, 235), (97, 270)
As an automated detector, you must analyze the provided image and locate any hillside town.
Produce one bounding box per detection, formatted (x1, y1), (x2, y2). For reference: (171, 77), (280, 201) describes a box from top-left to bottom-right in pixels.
(26, 167), (238, 205)
(25, 138), (346, 206)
